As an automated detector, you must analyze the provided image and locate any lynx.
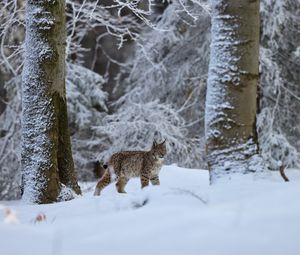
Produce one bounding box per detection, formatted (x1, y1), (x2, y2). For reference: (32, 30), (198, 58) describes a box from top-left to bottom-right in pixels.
(94, 140), (167, 196)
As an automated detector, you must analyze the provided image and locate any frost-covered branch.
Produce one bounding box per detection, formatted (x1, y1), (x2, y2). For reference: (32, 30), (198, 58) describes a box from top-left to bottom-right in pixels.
(0, 0), (25, 75)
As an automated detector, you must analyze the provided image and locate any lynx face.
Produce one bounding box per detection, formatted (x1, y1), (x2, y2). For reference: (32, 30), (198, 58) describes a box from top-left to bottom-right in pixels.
(152, 140), (167, 161)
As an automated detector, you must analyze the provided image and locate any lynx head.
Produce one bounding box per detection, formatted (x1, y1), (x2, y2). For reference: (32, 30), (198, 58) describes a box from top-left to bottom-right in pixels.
(151, 140), (167, 160)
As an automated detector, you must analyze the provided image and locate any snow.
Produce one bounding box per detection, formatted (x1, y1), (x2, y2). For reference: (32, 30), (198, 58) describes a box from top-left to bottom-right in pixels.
(1, 165), (300, 255)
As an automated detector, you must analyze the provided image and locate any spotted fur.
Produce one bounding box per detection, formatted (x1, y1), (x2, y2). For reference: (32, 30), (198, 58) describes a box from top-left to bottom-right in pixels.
(94, 140), (167, 196)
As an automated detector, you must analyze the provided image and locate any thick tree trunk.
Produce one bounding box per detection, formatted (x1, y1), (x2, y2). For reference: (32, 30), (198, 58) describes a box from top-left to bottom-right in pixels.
(22, 0), (81, 203)
(205, 0), (263, 182)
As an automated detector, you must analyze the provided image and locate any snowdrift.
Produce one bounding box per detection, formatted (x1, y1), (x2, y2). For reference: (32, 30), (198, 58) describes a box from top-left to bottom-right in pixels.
(1, 165), (300, 255)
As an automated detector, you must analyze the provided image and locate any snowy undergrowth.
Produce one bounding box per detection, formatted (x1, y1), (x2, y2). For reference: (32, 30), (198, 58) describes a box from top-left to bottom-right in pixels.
(1, 165), (300, 255)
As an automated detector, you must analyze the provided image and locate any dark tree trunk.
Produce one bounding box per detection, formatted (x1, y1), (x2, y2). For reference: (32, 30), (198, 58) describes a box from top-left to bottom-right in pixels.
(21, 0), (81, 203)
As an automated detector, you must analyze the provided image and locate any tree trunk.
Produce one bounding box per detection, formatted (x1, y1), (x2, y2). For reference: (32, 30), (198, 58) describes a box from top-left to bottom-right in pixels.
(21, 0), (81, 203)
(205, 0), (263, 182)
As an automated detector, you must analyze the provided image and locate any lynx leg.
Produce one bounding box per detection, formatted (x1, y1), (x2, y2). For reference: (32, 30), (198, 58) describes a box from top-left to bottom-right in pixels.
(141, 174), (150, 189)
(116, 177), (128, 193)
(94, 170), (111, 196)
(150, 175), (160, 185)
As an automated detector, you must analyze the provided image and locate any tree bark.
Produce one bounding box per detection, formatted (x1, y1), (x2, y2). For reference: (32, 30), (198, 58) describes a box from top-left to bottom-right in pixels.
(21, 0), (81, 203)
(205, 0), (263, 182)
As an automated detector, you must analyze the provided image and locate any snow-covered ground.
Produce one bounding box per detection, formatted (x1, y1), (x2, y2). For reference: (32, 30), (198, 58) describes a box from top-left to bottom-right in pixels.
(1, 165), (300, 255)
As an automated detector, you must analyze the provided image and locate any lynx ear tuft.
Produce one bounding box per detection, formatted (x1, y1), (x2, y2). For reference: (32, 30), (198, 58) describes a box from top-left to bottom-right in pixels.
(153, 140), (157, 147)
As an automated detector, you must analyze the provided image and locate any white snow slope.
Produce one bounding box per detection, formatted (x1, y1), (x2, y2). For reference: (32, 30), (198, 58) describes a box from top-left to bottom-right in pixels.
(1, 165), (300, 255)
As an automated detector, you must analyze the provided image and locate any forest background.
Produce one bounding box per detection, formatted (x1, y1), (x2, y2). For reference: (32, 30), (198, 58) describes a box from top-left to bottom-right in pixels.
(0, 0), (299, 200)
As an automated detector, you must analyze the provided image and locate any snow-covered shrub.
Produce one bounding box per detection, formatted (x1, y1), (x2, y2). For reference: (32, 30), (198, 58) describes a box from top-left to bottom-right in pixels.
(66, 64), (108, 180)
(258, 0), (300, 169)
(95, 101), (204, 166)
(257, 108), (300, 170)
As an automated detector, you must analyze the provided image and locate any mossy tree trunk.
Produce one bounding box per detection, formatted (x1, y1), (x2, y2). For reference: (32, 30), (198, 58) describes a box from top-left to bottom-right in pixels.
(205, 0), (263, 182)
(21, 0), (81, 203)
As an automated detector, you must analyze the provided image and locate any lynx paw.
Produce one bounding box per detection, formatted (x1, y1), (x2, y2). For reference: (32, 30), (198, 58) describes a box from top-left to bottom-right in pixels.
(93, 188), (101, 196)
